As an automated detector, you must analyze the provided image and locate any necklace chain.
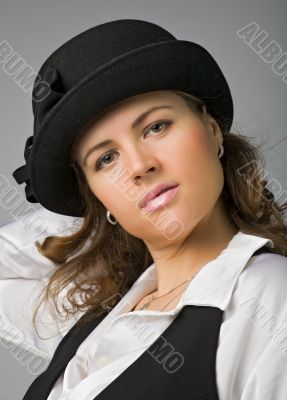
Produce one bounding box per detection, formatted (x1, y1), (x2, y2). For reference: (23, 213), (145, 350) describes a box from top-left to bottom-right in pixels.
(138, 275), (195, 311)
(159, 284), (190, 311)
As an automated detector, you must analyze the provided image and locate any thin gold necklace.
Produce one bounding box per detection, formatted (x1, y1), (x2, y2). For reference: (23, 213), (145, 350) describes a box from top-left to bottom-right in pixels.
(159, 283), (190, 312)
(138, 275), (195, 311)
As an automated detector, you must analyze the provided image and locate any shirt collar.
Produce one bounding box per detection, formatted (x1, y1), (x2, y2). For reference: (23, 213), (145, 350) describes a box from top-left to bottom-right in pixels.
(112, 230), (274, 317)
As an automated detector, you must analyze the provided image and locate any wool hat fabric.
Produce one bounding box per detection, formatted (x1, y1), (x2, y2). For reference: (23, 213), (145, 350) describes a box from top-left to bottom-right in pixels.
(12, 18), (234, 218)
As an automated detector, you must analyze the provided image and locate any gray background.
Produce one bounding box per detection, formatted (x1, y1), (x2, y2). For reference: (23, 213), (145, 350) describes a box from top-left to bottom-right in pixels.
(0, 0), (286, 398)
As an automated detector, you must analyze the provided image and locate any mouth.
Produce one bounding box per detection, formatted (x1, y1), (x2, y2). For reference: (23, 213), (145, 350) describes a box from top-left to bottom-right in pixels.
(140, 184), (180, 212)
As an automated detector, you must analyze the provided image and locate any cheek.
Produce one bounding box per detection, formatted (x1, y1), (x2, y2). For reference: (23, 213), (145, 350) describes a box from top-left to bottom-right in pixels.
(85, 173), (114, 208)
(86, 171), (135, 212)
(171, 126), (211, 176)
(173, 128), (223, 201)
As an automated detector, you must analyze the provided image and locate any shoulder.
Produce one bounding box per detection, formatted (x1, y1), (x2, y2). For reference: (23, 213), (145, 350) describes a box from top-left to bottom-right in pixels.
(232, 252), (287, 318)
(218, 252), (287, 399)
(240, 252), (287, 290)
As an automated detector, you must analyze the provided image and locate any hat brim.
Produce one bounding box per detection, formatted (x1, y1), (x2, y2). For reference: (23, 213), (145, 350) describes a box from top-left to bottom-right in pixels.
(30, 40), (233, 217)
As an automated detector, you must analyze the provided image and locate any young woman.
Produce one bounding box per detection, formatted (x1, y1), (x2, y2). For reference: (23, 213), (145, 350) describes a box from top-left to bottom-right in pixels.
(1, 18), (287, 400)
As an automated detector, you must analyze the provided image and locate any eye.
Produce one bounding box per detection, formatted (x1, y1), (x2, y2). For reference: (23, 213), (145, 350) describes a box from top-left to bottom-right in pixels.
(143, 120), (171, 138)
(95, 152), (116, 171)
(94, 119), (171, 171)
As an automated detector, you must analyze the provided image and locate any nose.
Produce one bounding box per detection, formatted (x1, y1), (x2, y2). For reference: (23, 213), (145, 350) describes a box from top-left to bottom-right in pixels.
(123, 144), (159, 183)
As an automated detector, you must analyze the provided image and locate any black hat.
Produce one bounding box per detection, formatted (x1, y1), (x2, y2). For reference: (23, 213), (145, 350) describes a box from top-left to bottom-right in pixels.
(12, 18), (233, 218)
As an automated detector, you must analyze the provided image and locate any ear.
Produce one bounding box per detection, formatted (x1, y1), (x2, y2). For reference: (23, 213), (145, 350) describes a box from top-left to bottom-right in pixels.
(203, 108), (223, 146)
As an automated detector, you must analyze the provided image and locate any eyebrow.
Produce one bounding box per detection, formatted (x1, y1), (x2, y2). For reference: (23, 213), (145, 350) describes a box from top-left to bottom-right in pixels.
(83, 105), (174, 166)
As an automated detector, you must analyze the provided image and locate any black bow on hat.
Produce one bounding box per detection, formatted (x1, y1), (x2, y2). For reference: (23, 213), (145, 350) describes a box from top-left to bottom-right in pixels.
(13, 65), (66, 203)
(12, 18), (234, 217)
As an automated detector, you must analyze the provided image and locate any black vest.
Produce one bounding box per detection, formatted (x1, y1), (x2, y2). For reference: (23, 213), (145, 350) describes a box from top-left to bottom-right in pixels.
(22, 245), (271, 400)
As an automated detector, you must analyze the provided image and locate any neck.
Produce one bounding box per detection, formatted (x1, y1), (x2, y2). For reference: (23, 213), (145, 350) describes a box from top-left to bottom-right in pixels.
(148, 201), (238, 297)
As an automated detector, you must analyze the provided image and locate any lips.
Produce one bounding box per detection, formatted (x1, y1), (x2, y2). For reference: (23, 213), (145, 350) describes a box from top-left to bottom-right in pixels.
(139, 182), (179, 209)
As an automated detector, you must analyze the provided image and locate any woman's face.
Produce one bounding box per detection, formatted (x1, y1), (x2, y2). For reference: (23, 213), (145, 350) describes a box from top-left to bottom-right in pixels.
(74, 90), (224, 246)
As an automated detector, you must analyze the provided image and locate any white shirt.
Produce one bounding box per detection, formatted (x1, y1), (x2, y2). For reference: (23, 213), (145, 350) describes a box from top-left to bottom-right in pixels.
(1, 207), (287, 400)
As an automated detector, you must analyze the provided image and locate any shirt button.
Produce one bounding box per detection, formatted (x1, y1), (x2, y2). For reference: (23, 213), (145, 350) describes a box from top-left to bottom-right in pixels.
(96, 355), (109, 366)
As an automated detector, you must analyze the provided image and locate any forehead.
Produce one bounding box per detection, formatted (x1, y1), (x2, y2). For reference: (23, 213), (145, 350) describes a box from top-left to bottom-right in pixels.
(96, 90), (185, 128)
(110, 89), (184, 109)
(92, 89), (185, 124)
(72, 90), (187, 161)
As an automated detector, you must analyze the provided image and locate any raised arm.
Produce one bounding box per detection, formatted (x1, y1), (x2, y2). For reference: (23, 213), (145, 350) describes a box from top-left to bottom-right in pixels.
(0, 206), (81, 279)
(0, 207), (84, 359)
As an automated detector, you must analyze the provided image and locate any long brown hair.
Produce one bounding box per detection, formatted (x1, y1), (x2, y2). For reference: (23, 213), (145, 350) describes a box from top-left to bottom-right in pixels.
(32, 90), (287, 337)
